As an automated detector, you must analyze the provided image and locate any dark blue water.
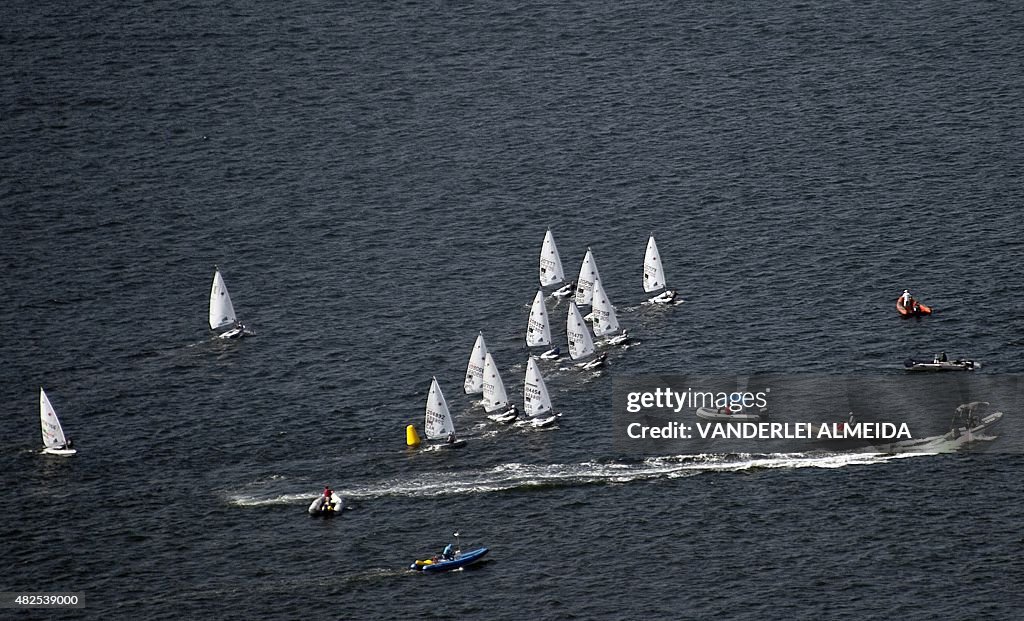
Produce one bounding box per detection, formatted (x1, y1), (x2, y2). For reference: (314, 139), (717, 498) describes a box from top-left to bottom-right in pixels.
(2, 1), (1023, 618)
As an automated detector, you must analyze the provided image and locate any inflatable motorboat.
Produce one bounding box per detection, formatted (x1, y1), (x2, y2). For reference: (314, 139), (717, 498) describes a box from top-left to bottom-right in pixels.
(410, 547), (489, 573)
(308, 493), (344, 516)
(896, 296), (932, 317)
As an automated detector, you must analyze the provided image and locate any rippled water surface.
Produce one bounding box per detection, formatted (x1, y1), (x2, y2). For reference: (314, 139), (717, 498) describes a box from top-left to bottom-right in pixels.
(2, 1), (1023, 618)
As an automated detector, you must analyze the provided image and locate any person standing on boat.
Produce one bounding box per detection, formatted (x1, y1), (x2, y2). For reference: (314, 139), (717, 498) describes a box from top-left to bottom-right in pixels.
(901, 289), (912, 307)
(323, 486), (334, 508)
(442, 543), (455, 560)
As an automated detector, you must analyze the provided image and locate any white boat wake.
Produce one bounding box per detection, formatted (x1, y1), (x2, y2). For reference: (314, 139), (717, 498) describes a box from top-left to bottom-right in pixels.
(227, 451), (923, 507)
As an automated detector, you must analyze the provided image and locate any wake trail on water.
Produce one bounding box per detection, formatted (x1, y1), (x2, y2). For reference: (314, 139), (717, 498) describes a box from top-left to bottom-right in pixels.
(226, 451), (925, 507)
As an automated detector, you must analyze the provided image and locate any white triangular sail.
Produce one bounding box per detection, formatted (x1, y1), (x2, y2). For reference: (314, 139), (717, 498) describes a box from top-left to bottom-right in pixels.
(481, 353), (510, 412)
(209, 268), (237, 330)
(524, 358), (553, 418)
(643, 235), (666, 293)
(464, 332), (488, 395)
(526, 291), (552, 347)
(425, 378), (456, 440)
(40, 388), (70, 451)
(591, 279), (621, 337)
(539, 229), (565, 287)
(567, 301), (596, 360)
(574, 248), (601, 307)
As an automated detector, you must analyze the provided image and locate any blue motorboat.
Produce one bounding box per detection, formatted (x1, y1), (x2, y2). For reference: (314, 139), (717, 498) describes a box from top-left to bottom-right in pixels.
(410, 546), (489, 573)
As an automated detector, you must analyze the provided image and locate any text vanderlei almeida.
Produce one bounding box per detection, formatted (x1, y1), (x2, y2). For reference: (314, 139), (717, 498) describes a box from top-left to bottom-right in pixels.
(622, 387), (912, 440)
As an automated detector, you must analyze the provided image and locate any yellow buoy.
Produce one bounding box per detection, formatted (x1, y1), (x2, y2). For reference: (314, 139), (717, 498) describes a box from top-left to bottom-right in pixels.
(406, 424), (421, 447)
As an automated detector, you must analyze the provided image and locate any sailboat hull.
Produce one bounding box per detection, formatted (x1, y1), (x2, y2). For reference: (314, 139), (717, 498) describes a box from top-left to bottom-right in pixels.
(601, 332), (629, 346)
(487, 409), (518, 424)
(647, 290), (683, 305)
(435, 439), (467, 449)
(538, 348), (561, 360)
(550, 283), (574, 298)
(217, 327), (251, 339)
(42, 447), (77, 456)
(695, 406), (767, 422)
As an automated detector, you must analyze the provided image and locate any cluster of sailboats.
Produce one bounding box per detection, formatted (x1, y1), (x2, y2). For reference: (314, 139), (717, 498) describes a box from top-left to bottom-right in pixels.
(37, 237), (679, 457)
(416, 231), (682, 449)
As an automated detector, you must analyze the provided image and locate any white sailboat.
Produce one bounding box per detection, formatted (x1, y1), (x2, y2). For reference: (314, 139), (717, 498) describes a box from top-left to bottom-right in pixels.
(464, 332), (488, 395)
(574, 248), (602, 308)
(540, 229), (574, 298)
(482, 353), (518, 423)
(526, 291), (561, 360)
(522, 357), (559, 427)
(539, 229), (565, 287)
(425, 377), (466, 448)
(592, 279), (629, 346)
(643, 235), (680, 305)
(40, 388), (76, 456)
(567, 301), (606, 370)
(209, 267), (251, 338)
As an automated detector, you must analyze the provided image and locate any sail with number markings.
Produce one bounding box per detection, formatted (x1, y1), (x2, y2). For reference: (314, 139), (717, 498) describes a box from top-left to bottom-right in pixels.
(40, 388), (69, 450)
(643, 235), (666, 293)
(567, 301), (596, 360)
(574, 248), (601, 307)
(539, 229), (566, 287)
(209, 268), (237, 330)
(591, 279), (621, 337)
(39, 387), (76, 456)
(481, 353), (511, 412)
(524, 358), (554, 418)
(464, 332), (488, 394)
(526, 291), (552, 347)
(425, 377), (456, 440)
